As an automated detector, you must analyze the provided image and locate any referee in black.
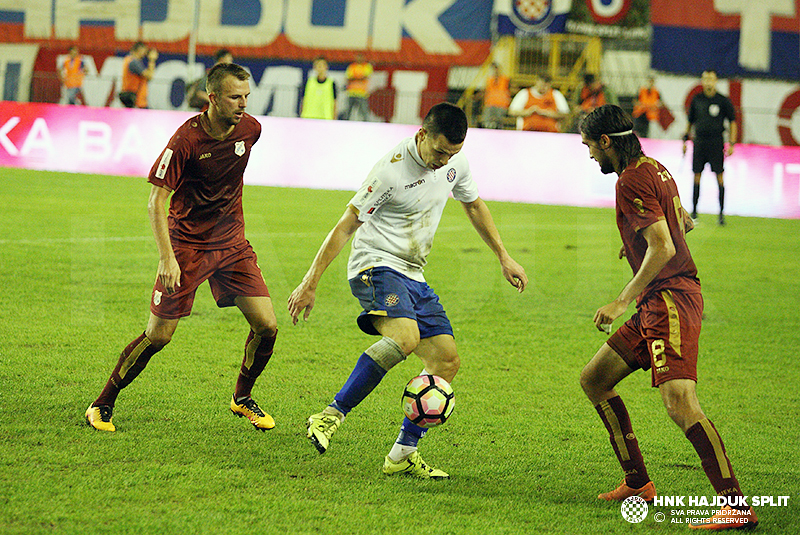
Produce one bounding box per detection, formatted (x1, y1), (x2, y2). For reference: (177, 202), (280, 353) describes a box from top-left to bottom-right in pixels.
(682, 70), (737, 226)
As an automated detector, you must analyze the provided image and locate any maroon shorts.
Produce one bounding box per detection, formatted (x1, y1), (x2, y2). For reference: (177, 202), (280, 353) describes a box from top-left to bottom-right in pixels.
(607, 289), (703, 387)
(150, 241), (270, 319)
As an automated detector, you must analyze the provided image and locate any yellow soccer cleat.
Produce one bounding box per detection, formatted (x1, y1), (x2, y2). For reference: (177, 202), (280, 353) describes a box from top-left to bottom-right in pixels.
(230, 395), (275, 431)
(382, 451), (449, 480)
(85, 404), (116, 432)
(306, 409), (343, 454)
(689, 506), (758, 531)
(598, 479), (656, 502)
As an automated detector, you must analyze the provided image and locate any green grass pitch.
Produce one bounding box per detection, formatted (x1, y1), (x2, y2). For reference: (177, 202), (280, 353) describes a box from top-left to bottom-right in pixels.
(0, 168), (798, 534)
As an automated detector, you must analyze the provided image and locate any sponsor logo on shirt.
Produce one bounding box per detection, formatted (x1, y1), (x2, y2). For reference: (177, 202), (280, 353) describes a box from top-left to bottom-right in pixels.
(405, 178), (425, 190)
(356, 176), (383, 205)
(447, 168), (456, 182)
(155, 148), (173, 179)
(234, 140), (246, 156)
(199, 152), (211, 160)
(374, 188), (393, 206)
(709, 104), (720, 117)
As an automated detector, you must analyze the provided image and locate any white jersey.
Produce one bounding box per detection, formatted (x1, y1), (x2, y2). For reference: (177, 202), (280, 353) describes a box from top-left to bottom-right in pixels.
(347, 136), (479, 282)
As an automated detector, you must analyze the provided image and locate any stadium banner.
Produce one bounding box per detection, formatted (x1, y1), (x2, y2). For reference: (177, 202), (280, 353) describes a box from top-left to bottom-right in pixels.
(0, 0), (492, 67)
(2, 101), (799, 219)
(651, 0), (800, 79)
(494, 0), (572, 35)
(564, 0), (650, 39)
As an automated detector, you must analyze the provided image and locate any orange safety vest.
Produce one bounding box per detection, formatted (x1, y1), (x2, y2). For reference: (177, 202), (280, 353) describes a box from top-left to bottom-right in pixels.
(484, 76), (510, 108)
(633, 87), (660, 121)
(580, 86), (606, 112)
(62, 57), (84, 88)
(121, 55), (148, 108)
(346, 62), (373, 97)
(522, 88), (561, 133)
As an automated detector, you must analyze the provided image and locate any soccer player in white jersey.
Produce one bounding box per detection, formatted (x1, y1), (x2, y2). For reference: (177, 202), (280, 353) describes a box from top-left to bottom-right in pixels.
(288, 103), (528, 478)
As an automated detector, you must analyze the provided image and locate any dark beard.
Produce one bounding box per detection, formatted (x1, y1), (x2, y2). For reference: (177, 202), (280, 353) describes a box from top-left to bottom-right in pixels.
(600, 159), (615, 175)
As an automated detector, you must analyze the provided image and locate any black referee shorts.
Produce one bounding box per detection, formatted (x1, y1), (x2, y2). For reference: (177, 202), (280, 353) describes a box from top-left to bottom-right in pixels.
(692, 137), (725, 174)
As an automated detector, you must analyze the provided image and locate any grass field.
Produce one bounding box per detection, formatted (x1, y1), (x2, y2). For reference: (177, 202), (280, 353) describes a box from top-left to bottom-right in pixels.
(0, 168), (798, 534)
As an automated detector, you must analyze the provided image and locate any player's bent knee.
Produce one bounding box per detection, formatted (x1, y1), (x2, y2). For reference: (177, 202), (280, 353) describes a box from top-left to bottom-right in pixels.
(252, 318), (278, 338)
(144, 331), (171, 349)
(365, 336), (407, 371)
(579, 364), (599, 395)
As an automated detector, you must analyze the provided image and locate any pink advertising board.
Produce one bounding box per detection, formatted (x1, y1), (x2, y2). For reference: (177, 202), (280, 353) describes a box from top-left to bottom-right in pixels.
(2, 101), (799, 219)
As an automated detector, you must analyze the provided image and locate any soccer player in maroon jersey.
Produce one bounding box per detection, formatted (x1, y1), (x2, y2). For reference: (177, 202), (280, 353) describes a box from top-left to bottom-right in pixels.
(85, 63), (278, 433)
(578, 105), (757, 530)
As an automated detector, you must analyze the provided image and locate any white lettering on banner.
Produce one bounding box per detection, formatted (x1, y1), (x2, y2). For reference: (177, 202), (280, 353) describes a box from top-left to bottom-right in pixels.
(247, 66), (304, 117)
(781, 164), (800, 207)
(4, 0), (463, 56)
(114, 124), (147, 162)
(714, 0), (796, 71)
(148, 59), (201, 111)
(0, 117), (21, 156)
(78, 121), (112, 161)
(391, 71), (428, 124)
(54, 0), (140, 40)
(285, 0), (371, 49)
(20, 118), (53, 156)
(196, 0), (281, 46)
(372, 0), (461, 54)
(0, 0), (50, 38)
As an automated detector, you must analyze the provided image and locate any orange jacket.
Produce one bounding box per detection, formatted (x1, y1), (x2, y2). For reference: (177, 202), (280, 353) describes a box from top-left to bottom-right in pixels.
(346, 62), (373, 97)
(484, 75), (510, 108)
(62, 57), (84, 88)
(580, 85), (606, 112)
(633, 87), (660, 121)
(122, 55), (148, 108)
(522, 88), (560, 133)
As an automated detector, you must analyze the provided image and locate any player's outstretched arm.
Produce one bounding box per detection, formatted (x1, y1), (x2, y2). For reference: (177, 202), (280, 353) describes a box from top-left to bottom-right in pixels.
(594, 219), (675, 331)
(460, 198), (528, 293)
(148, 184), (180, 294)
(288, 205), (363, 324)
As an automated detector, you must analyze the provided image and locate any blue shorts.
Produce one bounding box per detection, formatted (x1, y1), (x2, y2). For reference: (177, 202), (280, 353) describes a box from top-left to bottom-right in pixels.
(349, 267), (454, 339)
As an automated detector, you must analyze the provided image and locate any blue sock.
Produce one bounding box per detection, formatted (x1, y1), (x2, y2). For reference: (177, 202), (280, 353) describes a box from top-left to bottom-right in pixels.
(332, 353), (387, 415)
(396, 418), (428, 447)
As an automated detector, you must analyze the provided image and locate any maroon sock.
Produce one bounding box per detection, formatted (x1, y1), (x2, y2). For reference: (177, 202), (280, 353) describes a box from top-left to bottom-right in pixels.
(595, 396), (650, 488)
(93, 333), (163, 407)
(234, 330), (276, 400)
(685, 418), (745, 506)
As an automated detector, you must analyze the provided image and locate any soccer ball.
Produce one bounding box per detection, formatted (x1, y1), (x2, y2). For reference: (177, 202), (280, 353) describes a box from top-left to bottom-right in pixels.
(401, 374), (455, 428)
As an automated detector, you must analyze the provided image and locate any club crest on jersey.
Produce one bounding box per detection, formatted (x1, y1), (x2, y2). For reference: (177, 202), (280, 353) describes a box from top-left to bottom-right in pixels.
(447, 168), (456, 182)
(234, 141), (246, 156)
(385, 294), (400, 307)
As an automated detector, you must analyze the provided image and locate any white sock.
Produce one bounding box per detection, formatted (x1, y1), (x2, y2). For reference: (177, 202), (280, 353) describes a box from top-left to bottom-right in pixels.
(387, 443), (417, 462)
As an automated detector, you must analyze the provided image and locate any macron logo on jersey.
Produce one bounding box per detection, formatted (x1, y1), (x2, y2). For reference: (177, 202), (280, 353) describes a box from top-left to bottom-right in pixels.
(155, 148), (173, 179)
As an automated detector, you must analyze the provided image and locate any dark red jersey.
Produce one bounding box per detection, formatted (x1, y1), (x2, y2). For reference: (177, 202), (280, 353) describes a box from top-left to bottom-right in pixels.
(616, 156), (700, 304)
(148, 113), (261, 250)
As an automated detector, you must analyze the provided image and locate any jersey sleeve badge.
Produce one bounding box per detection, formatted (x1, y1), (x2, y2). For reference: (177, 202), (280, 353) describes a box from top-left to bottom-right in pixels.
(234, 140), (246, 156)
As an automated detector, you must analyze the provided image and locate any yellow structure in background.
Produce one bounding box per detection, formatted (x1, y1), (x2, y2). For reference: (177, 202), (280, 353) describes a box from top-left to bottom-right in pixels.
(459, 35), (602, 128)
